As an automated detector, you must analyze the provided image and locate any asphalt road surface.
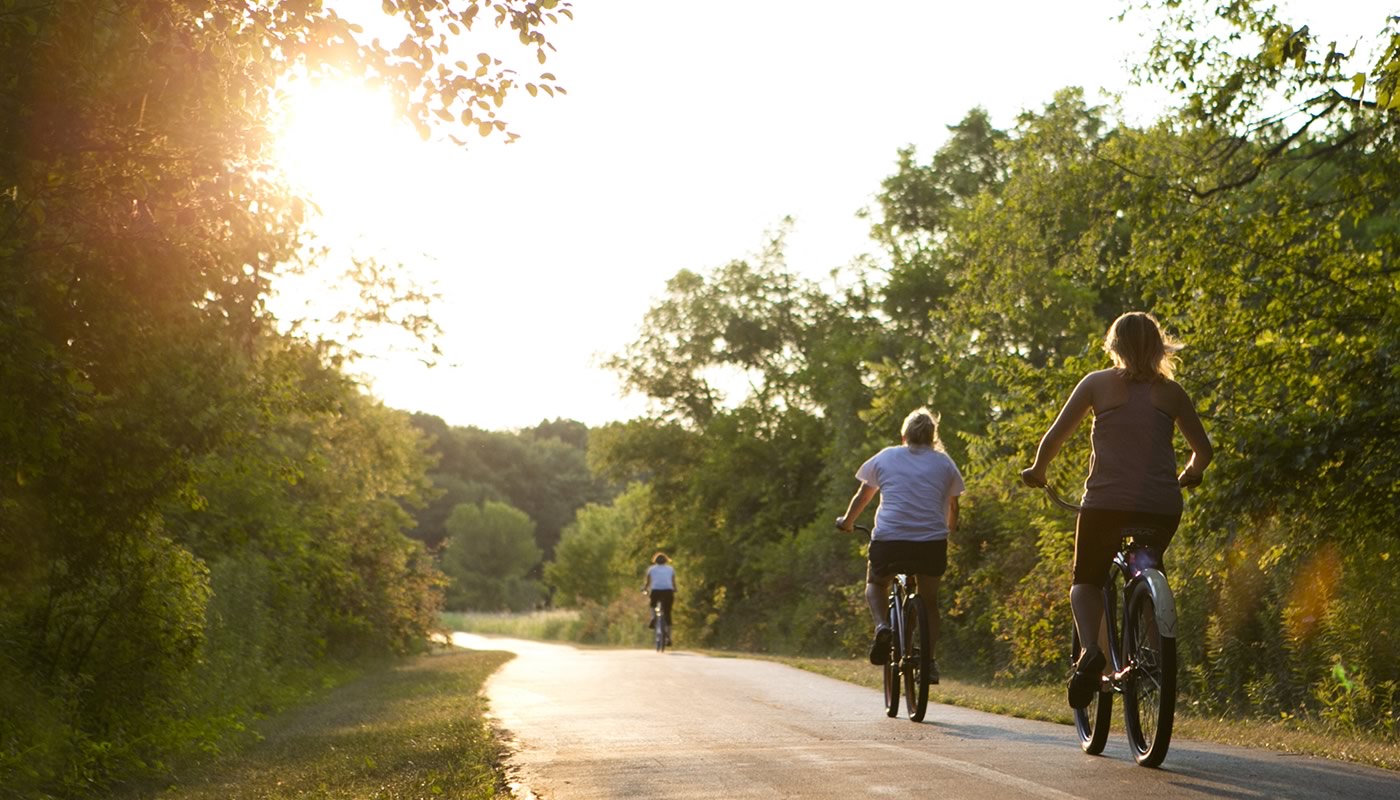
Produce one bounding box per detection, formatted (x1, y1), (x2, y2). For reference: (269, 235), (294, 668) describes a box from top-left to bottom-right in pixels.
(451, 633), (1399, 800)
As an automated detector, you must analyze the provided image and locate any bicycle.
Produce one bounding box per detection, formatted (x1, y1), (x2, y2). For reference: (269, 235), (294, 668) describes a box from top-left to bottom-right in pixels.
(851, 523), (932, 722)
(1040, 484), (1178, 767)
(650, 596), (671, 653)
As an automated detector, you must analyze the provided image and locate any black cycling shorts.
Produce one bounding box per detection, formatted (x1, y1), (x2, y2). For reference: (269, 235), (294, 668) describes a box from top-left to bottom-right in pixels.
(867, 538), (947, 583)
(1073, 508), (1180, 587)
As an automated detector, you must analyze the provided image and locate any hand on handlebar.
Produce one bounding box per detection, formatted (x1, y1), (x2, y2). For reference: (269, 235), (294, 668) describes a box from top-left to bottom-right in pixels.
(835, 516), (853, 533)
(1020, 467), (1047, 488)
(1178, 470), (1203, 489)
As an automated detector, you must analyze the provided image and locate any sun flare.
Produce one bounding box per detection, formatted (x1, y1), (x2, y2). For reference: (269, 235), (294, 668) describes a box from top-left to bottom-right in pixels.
(274, 80), (417, 222)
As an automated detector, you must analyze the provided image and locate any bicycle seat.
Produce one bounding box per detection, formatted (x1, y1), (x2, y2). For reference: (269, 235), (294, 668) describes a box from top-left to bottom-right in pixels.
(1121, 532), (1164, 576)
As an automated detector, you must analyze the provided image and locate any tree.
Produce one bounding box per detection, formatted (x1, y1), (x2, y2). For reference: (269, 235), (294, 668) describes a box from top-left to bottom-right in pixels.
(440, 500), (543, 611)
(1, 1), (570, 793)
(545, 484), (651, 607)
(407, 415), (614, 559)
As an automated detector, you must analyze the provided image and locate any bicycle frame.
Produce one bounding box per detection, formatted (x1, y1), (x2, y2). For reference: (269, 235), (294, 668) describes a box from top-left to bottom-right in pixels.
(652, 600), (670, 652)
(1124, 545), (1177, 639)
(1043, 483), (1179, 766)
(1045, 485), (1177, 641)
(888, 574), (912, 631)
(847, 522), (932, 721)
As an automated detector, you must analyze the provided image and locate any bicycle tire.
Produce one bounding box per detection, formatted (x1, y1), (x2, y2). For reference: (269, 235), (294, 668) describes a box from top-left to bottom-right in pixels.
(1122, 580), (1176, 767)
(902, 595), (931, 722)
(883, 596), (901, 717)
(1071, 624), (1112, 754)
(654, 607), (666, 653)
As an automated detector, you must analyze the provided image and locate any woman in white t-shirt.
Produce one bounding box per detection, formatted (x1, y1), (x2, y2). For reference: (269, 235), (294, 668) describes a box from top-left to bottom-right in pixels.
(642, 552), (677, 643)
(837, 408), (964, 679)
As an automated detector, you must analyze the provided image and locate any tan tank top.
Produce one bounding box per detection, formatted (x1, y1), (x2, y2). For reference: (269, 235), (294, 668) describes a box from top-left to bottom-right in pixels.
(1082, 380), (1182, 514)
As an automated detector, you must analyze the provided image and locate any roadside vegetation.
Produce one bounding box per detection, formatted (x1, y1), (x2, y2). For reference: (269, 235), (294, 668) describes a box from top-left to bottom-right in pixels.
(1, 3), (567, 797)
(130, 648), (512, 800)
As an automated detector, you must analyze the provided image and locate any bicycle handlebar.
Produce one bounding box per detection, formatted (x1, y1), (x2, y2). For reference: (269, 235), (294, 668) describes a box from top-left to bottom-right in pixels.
(1041, 484), (1082, 514)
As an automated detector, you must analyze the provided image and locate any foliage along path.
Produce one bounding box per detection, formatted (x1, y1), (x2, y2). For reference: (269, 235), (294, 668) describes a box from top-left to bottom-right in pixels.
(454, 634), (1400, 800)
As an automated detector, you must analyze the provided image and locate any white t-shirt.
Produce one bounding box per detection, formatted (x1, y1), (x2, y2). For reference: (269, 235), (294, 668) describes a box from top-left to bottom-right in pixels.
(855, 445), (965, 542)
(647, 563), (675, 590)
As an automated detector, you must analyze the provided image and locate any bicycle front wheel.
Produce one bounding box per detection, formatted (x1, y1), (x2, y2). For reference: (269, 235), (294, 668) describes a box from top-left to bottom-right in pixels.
(1071, 624), (1112, 754)
(902, 595), (931, 722)
(883, 598), (901, 717)
(1123, 580), (1176, 767)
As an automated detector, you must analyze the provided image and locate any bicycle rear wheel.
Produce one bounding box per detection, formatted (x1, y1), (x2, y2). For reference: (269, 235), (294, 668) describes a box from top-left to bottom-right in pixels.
(883, 597), (901, 717)
(902, 595), (931, 722)
(654, 608), (666, 653)
(1122, 580), (1176, 767)
(1071, 625), (1112, 754)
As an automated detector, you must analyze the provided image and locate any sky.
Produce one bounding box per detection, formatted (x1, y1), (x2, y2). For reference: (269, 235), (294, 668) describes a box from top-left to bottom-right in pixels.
(271, 0), (1389, 432)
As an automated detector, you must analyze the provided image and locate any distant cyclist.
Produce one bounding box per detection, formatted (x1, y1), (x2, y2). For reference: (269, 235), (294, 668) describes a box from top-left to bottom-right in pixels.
(1021, 312), (1212, 709)
(643, 552), (676, 645)
(837, 408), (964, 681)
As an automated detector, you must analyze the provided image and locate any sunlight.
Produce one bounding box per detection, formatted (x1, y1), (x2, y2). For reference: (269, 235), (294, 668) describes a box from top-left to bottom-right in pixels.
(268, 77), (452, 363)
(274, 80), (408, 218)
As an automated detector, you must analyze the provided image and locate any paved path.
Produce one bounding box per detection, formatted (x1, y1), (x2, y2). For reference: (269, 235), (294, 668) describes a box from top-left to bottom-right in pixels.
(452, 633), (1399, 799)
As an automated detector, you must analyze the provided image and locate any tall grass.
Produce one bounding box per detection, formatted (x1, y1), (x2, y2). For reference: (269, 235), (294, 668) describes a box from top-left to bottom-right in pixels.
(440, 610), (584, 641)
(441, 594), (658, 647)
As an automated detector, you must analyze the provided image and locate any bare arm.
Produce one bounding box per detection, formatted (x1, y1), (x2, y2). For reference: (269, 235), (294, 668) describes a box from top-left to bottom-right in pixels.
(947, 495), (959, 534)
(836, 483), (878, 531)
(1021, 374), (1095, 487)
(1170, 382), (1213, 486)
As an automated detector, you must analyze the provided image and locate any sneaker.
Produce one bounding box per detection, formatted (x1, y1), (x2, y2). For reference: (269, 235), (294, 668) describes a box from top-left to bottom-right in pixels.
(928, 658), (940, 685)
(869, 626), (892, 665)
(1068, 650), (1106, 709)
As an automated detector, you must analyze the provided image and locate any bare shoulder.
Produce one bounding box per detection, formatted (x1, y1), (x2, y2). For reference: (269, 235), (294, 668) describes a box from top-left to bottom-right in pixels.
(1090, 368), (1124, 383)
(1080, 368), (1124, 408)
(1151, 378), (1192, 416)
(1075, 368), (1117, 394)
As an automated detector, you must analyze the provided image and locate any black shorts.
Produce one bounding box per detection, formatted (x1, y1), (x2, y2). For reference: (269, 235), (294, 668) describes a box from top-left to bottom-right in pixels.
(1073, 508), (1180, 587)
(866, 539), (948, 583)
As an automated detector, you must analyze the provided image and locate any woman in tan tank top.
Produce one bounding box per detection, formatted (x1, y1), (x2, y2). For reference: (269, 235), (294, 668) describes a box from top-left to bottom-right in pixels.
(1021, 312), (1212, 708)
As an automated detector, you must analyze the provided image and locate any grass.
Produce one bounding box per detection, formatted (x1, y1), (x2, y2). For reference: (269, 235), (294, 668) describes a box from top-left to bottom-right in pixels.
(140, 647), (514, 800)
(439, 609), (582, 641)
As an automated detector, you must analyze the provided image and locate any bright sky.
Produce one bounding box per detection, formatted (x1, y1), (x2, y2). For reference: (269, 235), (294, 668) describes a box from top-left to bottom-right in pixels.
(271, 0), (1388, 432)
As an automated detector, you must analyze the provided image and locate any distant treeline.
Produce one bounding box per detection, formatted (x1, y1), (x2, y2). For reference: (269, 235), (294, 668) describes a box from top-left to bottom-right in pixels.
(406, 415), (615, 612)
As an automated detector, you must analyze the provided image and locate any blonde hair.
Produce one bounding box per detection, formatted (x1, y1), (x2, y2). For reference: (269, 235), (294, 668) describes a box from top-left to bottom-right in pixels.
(900, 407), (945, 451)
(1103, 312), (1182, 382)
(652, 552), (669, 565)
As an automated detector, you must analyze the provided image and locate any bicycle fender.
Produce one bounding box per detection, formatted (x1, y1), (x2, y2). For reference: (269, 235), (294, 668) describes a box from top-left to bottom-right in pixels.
(1139, 568), (1177, 638)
